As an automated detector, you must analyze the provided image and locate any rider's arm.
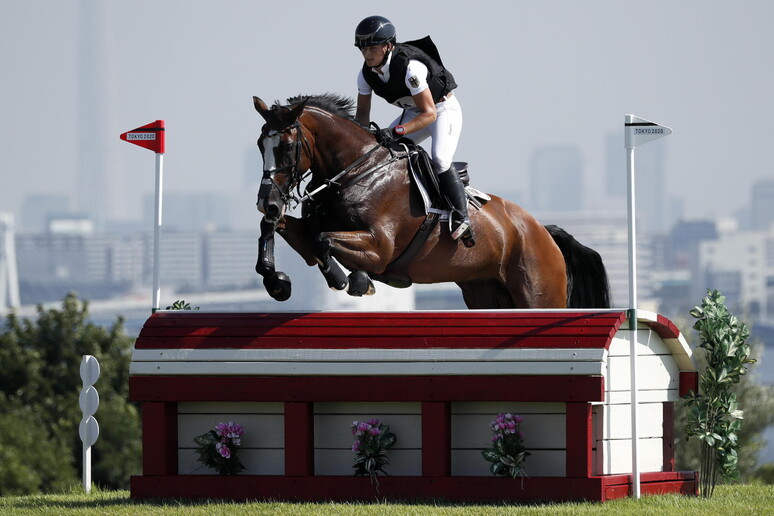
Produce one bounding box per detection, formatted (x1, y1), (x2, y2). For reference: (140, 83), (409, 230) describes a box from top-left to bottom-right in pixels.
(401, 89), (436, 135)
(355, 69), (372, 125)
(399, 60), (436, 135)
(356, 93), (372, 125)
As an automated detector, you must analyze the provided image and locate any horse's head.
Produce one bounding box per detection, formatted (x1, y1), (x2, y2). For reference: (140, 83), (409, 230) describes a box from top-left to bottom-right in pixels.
(254, 96), (310, 223)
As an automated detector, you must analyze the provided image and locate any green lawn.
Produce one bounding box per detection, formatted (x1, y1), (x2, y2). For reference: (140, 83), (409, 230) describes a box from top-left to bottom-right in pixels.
(2, 485), (774, 516)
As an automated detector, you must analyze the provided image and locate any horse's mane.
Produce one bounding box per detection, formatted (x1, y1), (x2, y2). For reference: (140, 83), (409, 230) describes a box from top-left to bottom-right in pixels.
(277, 93), (360, 123)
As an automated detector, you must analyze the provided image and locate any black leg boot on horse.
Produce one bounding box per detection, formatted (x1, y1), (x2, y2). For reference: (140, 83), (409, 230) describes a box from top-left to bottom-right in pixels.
(438, 167), (475, 247)
(255, 218), (292, 301)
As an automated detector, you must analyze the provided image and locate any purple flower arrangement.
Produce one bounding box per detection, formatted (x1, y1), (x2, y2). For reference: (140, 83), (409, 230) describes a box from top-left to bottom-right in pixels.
(481, 413), (530, 479)
(351, 418), (397, 480)
(194, 421), (246, 475)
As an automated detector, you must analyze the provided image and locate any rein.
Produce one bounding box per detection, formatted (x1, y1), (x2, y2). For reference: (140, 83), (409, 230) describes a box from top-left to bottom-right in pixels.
(293, 142), (407, 207)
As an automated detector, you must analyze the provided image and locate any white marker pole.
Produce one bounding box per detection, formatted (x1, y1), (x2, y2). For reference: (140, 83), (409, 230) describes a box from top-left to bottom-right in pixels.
(624, 114), (672, 499)
(79, 355), (101, 494)
(153, 151), (163, 313)
(120, 120), (165, 312)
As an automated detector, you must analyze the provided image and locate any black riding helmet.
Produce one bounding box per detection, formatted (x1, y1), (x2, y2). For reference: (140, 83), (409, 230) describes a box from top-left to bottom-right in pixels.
(354, 15), (396, 48)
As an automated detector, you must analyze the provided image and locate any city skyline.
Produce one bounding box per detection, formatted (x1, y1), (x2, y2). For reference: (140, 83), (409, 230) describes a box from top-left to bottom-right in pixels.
(2, 1), (774, 231)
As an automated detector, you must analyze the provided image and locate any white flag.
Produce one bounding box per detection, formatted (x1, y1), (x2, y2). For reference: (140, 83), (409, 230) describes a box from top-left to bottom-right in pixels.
(625, 114), (672, 149)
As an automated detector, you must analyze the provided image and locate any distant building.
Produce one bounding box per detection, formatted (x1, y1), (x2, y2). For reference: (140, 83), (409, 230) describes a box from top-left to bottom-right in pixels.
(664, 220), (718, 270)
(533, 212), (652, 308)
(204, 231), (259, 289)
(529, 146), (584, 212)
(157, 232), (204, 291)
(605, 132), (668, 235)
(695, 229), (774, 322)
(21, 194), (71, 232)
(143, 192), (234, 232)
(751, 179), (774, 231)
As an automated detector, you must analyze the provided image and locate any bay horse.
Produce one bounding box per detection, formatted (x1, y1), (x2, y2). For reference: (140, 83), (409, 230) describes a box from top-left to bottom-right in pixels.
(253, 93), (610, 309)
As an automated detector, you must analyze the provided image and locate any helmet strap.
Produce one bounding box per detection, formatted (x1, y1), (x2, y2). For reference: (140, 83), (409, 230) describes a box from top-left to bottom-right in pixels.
(378, 43), (393, 68)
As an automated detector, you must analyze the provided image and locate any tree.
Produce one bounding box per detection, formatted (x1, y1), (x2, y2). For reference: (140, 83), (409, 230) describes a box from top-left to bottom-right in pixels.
(0, 293), (141, 494)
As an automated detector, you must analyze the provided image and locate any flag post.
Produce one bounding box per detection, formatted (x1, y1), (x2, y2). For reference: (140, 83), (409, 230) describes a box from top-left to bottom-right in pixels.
(624, 114), (671, 498)
(153, 151), (164, 312)
(121, 120), (166, 312)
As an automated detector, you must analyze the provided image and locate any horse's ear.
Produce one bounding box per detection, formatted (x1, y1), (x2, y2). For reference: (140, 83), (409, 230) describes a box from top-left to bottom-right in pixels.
(254, 96), (271, 121)
(287, 98), (308, 122)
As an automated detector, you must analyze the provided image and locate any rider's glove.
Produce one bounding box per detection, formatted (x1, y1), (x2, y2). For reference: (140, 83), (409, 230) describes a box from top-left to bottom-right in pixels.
(375, 125), (406, 146)
(376, 128), (395, 145)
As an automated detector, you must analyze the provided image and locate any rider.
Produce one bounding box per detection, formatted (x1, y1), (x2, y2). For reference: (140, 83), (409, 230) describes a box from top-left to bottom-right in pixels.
(353, 15), (474, 247)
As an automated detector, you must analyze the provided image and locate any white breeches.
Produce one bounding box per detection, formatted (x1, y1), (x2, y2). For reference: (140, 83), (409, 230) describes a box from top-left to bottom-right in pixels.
(390, 94), (462, 174)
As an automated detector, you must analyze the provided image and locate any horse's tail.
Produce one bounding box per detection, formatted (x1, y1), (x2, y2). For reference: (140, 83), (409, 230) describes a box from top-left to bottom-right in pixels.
(544, 224), (611, 309)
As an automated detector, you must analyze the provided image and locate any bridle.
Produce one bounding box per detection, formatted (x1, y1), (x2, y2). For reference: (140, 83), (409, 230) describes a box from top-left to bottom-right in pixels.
(257, 119), (313, 208)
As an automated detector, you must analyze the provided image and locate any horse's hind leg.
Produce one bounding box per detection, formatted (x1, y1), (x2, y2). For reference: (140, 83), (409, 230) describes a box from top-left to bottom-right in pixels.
(457, 280), (515, 309)
(504, 224), (568, 308)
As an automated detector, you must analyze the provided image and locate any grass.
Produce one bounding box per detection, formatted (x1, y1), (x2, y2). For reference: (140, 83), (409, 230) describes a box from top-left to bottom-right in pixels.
(1, 485), (774, 516)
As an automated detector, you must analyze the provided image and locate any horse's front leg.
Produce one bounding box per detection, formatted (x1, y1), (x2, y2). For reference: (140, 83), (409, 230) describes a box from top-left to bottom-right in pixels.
(255, 217), (292, 301)
(318, 229), (396, 296)
(277, 216), (349, 292)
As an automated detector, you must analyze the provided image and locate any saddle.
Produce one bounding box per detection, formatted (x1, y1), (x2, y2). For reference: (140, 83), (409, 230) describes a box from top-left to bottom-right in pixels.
(371, 140), (490, 287)
(390, 138), (490, 213)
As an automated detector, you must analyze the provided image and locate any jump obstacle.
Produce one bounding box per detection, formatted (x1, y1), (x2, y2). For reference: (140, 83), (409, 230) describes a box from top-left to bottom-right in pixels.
(128, 309), (698, 502)
(122, 113), (684, 502)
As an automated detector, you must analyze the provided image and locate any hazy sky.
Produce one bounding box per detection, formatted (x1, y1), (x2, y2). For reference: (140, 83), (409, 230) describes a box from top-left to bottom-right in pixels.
(1, 0), (773, 230)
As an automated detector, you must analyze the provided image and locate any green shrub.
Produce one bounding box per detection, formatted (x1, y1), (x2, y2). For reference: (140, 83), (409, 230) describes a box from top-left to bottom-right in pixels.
(683, 290), (756, 497)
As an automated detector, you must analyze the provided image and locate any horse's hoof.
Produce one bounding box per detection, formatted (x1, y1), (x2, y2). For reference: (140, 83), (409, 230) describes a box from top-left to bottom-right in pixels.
(347, 271), (376, 297)
(264, 272), (292, 301)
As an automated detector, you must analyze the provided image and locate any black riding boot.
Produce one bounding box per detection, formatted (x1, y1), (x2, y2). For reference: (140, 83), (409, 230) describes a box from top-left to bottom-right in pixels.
(438, 167), (475, 247)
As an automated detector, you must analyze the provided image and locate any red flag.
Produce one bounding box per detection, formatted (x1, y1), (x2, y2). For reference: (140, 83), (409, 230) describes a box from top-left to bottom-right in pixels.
(120, 120), (165, 153)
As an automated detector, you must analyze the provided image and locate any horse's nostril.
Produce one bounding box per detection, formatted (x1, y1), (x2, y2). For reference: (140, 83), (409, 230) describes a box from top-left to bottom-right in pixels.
(266, 204), (280, 218)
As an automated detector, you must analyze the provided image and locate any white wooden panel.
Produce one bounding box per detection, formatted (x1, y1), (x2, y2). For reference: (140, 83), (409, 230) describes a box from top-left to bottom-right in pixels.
(314, 449), (421, 476)
(451, 414), (565, 449)
(314, 414), (421, 448)
(606, 355), (679, 391)
(452, 402), (565, 415)
(178, 414), (284, 449)
(662, 337), (697, 371)
(598, 438), (663, 475)
(129, 360), (604, 376)
(595, 403), (664, 440)
(608, 332), (671, 357)
(132, 348), (605, 363)
(315, 402), (421, 415)
(451, 449), (565, 477)
(178, 401), (283, 414)
(178, 449), (284, 475)
(606, 389), (677, 404)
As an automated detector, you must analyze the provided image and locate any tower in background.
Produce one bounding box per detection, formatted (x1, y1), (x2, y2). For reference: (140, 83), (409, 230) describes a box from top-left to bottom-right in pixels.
(529, 145), (584, 212)
(75, 0), (110, 229)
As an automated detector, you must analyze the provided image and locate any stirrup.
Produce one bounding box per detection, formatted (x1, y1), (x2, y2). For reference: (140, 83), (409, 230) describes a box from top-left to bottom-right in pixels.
(450, 217), (470, 241)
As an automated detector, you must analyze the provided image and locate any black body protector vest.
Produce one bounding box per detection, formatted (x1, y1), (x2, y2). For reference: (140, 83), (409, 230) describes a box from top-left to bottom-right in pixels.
(361, 37), (457, 106)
